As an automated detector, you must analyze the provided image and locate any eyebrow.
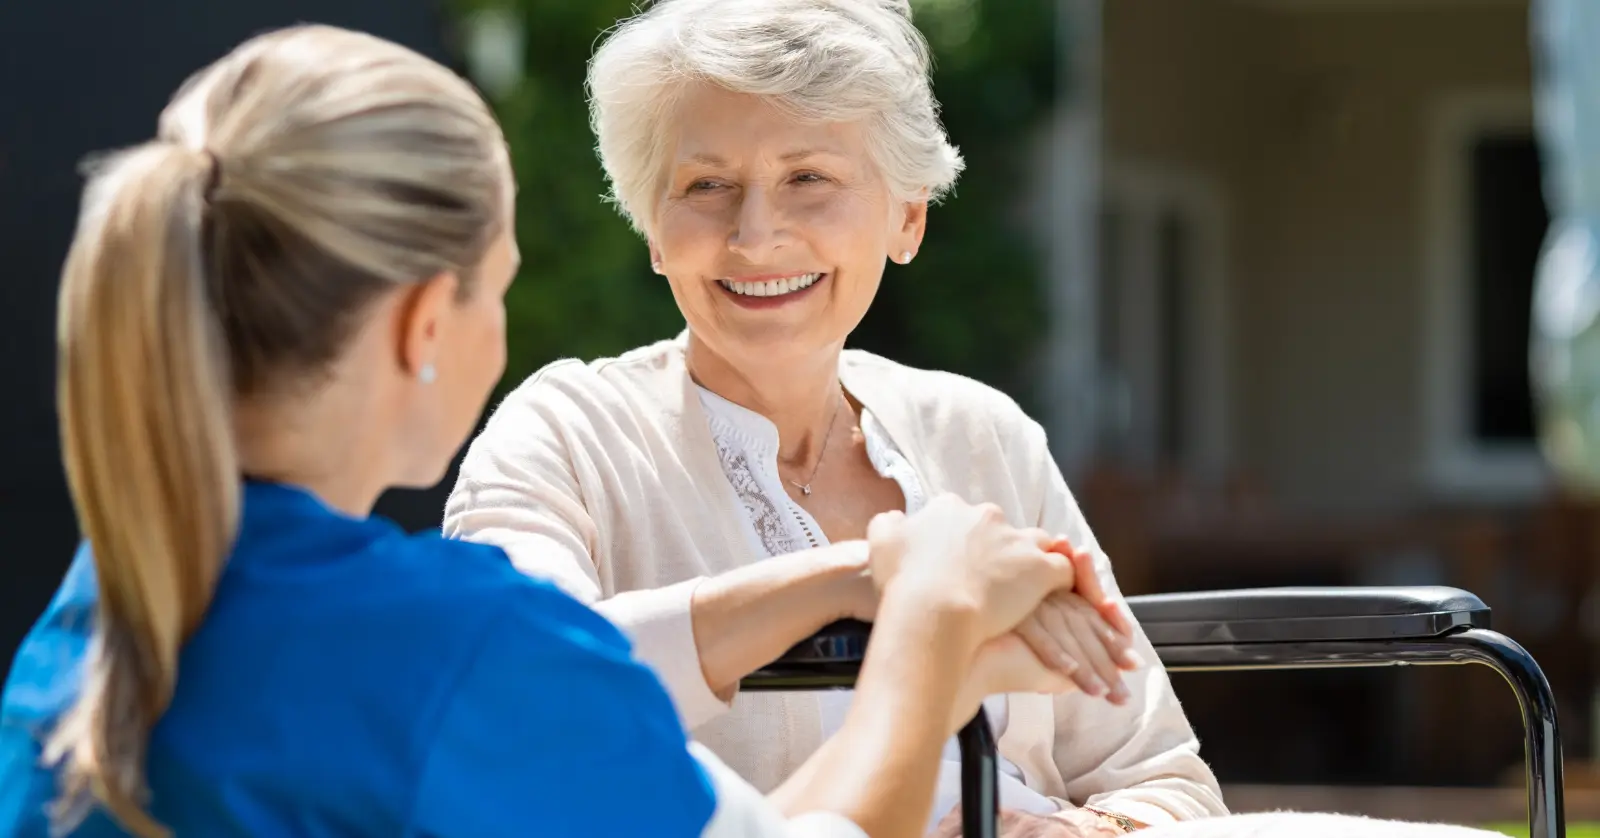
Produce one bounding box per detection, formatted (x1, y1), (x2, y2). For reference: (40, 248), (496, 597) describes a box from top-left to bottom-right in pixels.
(681, 149), (847, 166)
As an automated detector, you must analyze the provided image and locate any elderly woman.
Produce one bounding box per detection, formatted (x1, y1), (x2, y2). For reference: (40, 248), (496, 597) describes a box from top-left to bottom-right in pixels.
(443, 2), (1215, 835)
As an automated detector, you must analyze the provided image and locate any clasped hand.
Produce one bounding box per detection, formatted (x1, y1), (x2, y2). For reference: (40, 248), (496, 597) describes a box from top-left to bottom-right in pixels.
(864, 495), (1141, 725)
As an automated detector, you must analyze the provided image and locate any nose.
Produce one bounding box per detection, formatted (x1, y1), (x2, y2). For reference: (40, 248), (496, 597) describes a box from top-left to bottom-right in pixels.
(727, 186), (790, 263)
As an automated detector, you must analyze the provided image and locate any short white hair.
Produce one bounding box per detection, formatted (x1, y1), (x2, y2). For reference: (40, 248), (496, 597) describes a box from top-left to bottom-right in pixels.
(587, 0), (965, 234)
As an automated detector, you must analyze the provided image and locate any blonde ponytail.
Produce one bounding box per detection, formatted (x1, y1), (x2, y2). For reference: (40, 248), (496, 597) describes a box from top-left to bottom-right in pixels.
(46, 143), (239, 838)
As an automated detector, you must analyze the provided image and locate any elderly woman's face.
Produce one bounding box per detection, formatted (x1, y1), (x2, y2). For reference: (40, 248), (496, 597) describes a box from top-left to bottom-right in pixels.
(652, 84), (926, 368)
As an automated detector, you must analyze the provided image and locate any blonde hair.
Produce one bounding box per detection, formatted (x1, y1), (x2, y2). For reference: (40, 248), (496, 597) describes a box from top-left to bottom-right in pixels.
(46, 24), (508, 836)
(587, 0), (965, 233)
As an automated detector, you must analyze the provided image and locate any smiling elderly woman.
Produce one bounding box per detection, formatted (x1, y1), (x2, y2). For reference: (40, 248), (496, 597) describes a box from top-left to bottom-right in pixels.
(442, 0), (1223, 835)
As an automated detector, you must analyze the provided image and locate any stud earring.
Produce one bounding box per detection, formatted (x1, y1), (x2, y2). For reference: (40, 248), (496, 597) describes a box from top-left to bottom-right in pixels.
(418, 363), (437, 384)
(900, 251), (913, 264)
(651, 260), (663, 274)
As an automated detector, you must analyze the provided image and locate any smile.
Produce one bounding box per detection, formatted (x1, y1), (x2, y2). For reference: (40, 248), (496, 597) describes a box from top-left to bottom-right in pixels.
(717, 272), (824, 298)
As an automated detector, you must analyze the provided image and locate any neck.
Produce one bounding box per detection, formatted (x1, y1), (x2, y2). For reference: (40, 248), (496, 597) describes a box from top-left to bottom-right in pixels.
(686, 333), (848, 466)
(233, 380), (392, 519)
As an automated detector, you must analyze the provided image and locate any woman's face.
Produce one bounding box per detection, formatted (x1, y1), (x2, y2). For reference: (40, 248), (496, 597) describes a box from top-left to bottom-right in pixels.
(651, 84), (927, 372)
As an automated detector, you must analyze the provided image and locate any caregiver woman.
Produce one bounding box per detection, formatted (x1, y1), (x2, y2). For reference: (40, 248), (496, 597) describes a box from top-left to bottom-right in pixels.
(442, 0), (1226, 833)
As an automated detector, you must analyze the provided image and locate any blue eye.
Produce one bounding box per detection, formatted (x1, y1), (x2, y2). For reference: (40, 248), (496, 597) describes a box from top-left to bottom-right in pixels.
(688, 180), (722, 192)
(793, 172), (827, 184)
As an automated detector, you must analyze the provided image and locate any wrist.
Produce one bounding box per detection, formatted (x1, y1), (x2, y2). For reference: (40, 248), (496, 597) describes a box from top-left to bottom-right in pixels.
(1066, 805), (1148, 834)
(876, 581), (983, 657)
(825, 543), (876, 620)
(811, 541), (876, 624)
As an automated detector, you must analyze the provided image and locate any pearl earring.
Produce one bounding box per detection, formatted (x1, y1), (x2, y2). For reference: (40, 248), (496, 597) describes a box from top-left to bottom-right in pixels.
(651, 260), (663, 274)
(900, 251), (913, 264)
(418, 363), (437, 384)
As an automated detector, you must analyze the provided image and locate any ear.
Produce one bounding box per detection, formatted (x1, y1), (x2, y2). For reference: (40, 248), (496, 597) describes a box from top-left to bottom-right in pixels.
(894, 193), (929, 261)
(396, 271), (460, 380)
(647, 238), (664, 274)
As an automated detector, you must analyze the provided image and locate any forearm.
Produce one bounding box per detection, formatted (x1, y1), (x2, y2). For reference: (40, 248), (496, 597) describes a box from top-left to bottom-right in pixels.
(690, 541), (871, 699)
(769, 586), (978, 838)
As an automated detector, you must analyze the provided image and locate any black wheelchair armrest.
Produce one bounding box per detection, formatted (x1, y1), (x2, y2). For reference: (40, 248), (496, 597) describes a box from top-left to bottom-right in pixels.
(1125, 585), (1491, 646)
(741, 619), (872, 690)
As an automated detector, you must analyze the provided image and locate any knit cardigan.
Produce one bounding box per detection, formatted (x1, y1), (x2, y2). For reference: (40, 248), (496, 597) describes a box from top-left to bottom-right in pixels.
(442, 335), (1227, 826)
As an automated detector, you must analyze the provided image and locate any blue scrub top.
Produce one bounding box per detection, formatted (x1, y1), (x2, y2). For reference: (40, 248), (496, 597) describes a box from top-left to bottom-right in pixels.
(0, 481), (717, 837)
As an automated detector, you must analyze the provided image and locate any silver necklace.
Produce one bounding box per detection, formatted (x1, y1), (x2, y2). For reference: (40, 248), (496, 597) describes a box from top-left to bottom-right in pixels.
(787, 389), (847, 497)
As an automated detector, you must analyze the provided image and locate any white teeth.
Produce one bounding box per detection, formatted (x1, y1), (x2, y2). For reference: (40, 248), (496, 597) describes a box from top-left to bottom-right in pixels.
(719, 273), (822, 297)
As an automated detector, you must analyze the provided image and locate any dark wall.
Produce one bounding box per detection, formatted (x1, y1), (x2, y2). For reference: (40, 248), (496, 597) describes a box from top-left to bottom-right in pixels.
(0, 0), (463, 666)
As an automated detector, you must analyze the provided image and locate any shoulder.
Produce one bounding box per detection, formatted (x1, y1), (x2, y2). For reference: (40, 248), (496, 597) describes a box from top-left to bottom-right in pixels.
(389, 533), (632, 650)
(842, 349), (1045, 441)
(476, 337), (686, 444)
(494, 337), (682, 413)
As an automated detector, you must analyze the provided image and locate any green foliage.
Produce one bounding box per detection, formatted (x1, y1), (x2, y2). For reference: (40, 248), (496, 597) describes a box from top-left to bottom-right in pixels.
(454, 0), (1057, 408)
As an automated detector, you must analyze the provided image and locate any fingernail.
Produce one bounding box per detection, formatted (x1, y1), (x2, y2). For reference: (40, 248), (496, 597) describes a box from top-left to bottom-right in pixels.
(1109, 681), (1131, 704)
(1121, 649), (1145, 669)
(1057, 654), (1080, 674)
(1084, 676), (1107, 697)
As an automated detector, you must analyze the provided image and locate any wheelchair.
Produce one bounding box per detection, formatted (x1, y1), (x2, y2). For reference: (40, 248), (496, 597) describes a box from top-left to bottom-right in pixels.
(742, 586), (1564, 838)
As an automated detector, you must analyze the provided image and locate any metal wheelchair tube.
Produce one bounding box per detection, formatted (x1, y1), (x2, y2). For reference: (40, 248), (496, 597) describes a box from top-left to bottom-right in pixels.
(957, 706), (999, 838)
(1151, 627), (1564, 838)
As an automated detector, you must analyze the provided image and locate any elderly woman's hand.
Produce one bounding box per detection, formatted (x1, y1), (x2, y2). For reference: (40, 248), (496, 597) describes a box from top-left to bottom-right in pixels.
(1014, 589), (1140, 705)
(866, 497), (1077, 641)
(1006, 541), (1140, 704)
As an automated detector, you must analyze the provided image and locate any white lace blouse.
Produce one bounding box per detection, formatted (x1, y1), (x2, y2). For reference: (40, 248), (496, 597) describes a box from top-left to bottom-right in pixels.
(695, 385), (1061, 827)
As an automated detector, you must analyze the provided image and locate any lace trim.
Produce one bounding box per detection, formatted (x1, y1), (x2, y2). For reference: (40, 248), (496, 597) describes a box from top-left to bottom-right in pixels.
(698, 388), (924, 555)
(709, 431), (808, 556)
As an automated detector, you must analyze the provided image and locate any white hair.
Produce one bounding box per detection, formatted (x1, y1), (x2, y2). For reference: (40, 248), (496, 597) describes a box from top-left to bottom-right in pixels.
(587, 0), (965, 233)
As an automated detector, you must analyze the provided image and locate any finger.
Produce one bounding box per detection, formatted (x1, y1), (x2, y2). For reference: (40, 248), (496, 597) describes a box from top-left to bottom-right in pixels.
(1016, 613), (1080, 677)
(1061, 591), (1140, 671)
(1100, 613), (1141, 672)
(1098, 596), (1135, 641)
(1065, 546), (1111, 610)
(865, 509), (906, 542)
(1068, 605), (1129, 704)
(1033, 543), (1076, 595)
(1036, 601), (1107, 698)
(1065, 547), (1135, 638)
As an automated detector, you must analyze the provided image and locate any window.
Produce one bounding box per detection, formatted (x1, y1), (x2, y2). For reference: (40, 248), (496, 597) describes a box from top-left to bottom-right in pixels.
(1468, 134), (1545, 445)
(1094, 166), (1230, 477)
(1421, 93), (1551, 498)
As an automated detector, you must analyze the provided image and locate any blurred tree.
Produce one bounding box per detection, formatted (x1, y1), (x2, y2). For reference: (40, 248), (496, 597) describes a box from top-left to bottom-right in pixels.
(451, 0), (1056, 411)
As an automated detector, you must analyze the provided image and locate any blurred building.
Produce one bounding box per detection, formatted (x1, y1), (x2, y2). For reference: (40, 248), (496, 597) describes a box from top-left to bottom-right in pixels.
(1051, 0), (1595, 809)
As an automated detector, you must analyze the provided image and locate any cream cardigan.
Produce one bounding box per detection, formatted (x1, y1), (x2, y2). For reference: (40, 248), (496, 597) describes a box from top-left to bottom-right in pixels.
(442, 335), (1227, 826)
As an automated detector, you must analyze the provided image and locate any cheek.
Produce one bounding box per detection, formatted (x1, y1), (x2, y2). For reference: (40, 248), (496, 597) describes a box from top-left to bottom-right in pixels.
(456, 300), (507, 386)
(802, 193), (888, 253)
(656, 203), (729, 259)
(483, 303), (507, 372)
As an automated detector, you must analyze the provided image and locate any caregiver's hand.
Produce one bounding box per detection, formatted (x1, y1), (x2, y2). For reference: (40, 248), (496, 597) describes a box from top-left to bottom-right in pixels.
(951, 633), (1075, 734)
(867, 495), (1075, 641)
